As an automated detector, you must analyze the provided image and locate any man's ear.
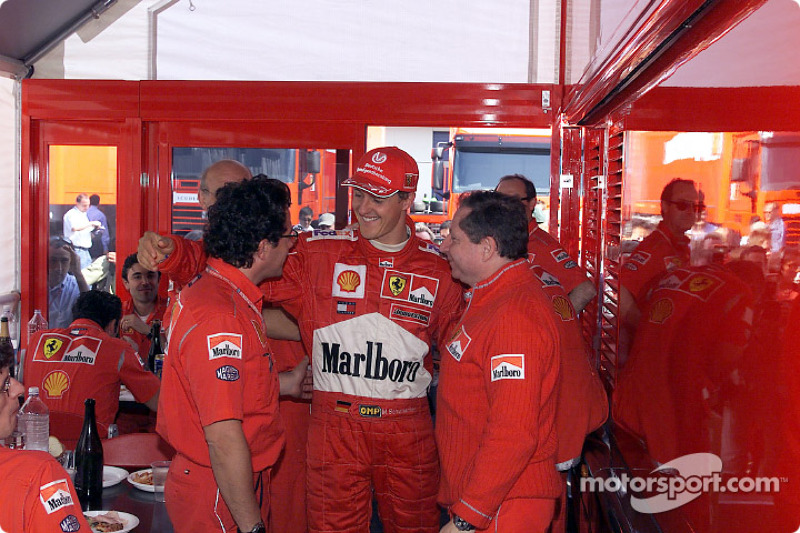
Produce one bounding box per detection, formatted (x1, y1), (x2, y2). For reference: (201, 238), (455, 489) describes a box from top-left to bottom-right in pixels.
(105, 319), (118, 337)
(481, 236), (498, 261)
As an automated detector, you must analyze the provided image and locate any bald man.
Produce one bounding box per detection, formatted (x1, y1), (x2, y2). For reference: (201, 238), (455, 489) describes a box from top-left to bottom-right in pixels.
(198, 159), (252, 211)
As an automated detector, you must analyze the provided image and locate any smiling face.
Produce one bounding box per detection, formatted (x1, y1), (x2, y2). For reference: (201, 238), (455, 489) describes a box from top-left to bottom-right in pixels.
(439, 206), (484, 287)
(0, 368), (24, 439)
(123, 263), (160, 308)
(351, 189), (414, 245)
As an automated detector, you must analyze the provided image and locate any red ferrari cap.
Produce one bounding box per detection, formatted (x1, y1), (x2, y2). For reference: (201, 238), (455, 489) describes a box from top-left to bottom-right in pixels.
(342, 147), (419, 198)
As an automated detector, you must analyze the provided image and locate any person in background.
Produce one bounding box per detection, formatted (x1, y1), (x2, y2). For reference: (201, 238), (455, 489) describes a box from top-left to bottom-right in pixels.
(618, 178), (699, 363)
(439, 219), (452, 240)
(0, 345), (92, 532)
(293, 206), (314, 233)
(119, 253), (166, 356)
(198, 159), (252, 213)
(63, 194), (100, 269)
(156, 176), (309, 533)
(415, 221), (436, 242)
(317, 212), (335, 230)
(495, 174), (595, 313)
(764, 202), (785, 254)
(24, 290), (160, 434)
(86, 194), (110, 256)
(438, 191), (561, 532)
(48, 237), (89, 329)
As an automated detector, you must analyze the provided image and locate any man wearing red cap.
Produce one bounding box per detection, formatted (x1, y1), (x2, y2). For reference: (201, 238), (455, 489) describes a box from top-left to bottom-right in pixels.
(137, 147), (464, 533)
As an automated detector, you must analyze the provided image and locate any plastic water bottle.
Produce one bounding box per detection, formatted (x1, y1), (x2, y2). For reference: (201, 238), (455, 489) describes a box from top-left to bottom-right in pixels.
(28, 309), (48, 338)
(1, 305), (18, 350)
(18, 387), (50, 452)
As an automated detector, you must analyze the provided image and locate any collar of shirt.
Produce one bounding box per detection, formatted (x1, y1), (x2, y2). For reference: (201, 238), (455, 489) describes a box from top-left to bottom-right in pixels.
(205, 257), (265, 314)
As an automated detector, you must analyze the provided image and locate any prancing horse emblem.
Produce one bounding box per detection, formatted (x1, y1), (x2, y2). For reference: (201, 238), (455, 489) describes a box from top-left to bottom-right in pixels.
(389, 276), (407, 296)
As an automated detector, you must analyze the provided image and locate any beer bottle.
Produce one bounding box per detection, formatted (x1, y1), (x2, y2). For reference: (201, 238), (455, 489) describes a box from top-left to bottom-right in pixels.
(0, 317), (14, 376)
(147, 320), (165, 378)
(74, 398), (104, 511)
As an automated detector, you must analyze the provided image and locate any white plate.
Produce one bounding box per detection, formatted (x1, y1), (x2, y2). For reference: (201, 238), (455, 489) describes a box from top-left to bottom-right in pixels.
(102, 466), (129, 488)
(83, 510), (139, 533)
(127, 468), (161, 492)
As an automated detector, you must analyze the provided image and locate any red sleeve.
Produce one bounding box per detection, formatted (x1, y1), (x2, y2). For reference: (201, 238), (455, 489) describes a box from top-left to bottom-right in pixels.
(432, 276), (465, 350)
(182, 316), (247, 427)
(452, 311), (560, 528)
(26, 458), (91, 532)
(159, 235), (208, 286)
(119, 345), (161, 404)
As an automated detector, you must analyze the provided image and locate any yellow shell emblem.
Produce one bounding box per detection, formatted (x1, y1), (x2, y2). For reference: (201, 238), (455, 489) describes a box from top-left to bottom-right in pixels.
(649, 298), (674, 324)
(337, 270), (361, 292)
(389, 276), (407, 296)
(43, 338), (63, 359)
(552, 295), (575, 321)
(43, 370), (70, 399)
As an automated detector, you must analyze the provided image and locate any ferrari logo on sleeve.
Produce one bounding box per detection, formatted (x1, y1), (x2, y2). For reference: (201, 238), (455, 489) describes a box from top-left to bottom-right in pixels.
(490, 354), (525, 381)
(207, 333), (243, 360)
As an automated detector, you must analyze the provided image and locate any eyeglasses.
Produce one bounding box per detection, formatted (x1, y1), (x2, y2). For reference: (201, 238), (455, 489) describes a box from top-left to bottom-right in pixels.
(665, 200), (706, 213)
(281, 230), (300, 241)
(1, 375), (11, 396)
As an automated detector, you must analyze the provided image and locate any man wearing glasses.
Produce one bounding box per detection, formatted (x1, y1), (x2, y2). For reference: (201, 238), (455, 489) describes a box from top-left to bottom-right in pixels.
(619, 178), (702, 362)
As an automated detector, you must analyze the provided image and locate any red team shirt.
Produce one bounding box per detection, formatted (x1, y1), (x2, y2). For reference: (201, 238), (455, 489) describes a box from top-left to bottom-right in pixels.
(621, 221), (691, 305)
(157, 258), (284, 470)
(0, 447), (91, 532)
(527, 221), (588, 294)
(119, 297), (167, 357)
(437, 260), (562, 530)
(24, 319), (160, 430)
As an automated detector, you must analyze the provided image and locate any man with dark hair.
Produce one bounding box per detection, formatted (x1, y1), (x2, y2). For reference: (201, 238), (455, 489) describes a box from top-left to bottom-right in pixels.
(63, 193), (100, 269)
(23, 290), (160, 432)
(619, 178), (700, 361)
(139, 147), (464, 533)
(438, 191), (561, 533)
(496, 173), (595, 313)
(293, 206), (314, 233)
(87, 194), (110, 256)
(119, 253), (165, 356)
(48, 237), (90, 329)
(156, 176), (309, 533)
(0, 339), (91, 531)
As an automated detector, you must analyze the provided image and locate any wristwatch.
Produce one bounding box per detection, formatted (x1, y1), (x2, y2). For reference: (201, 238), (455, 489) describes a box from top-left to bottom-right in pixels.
(452, 514), (475, 531)
(237, 522), (266, 533)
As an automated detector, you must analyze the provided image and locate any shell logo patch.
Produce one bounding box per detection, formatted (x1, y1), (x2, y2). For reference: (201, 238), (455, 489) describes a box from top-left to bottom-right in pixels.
(491, 354), (525, 381)
(207, 333), (243, 360)
(446, 326), (472, 361)
(649, 298), (674, 324)
(551, 295), (575, 321)
(39, 479), (75, 514)
(332, 263), (366, 299)
(43, 370), (70, 399)
(44, 338), (63, 359)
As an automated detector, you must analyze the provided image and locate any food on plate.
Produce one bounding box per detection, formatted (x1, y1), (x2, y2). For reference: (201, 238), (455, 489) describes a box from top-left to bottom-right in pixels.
(132, 470), (153, 485)
(48, 435), (64, 458)
(85, 510), (127, 532)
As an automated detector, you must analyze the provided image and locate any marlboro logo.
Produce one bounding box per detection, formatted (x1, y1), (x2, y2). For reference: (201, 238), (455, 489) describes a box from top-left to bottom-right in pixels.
(490, 354), (525, 381)
(207, 333), (243, 360)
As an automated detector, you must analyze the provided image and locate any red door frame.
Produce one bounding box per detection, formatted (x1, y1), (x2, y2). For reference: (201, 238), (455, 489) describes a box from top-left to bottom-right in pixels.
(22, 80), (557, 347)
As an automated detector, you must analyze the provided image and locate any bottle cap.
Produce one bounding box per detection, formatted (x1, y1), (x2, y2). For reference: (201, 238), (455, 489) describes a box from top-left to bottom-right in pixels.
(28, 386), (39, 395)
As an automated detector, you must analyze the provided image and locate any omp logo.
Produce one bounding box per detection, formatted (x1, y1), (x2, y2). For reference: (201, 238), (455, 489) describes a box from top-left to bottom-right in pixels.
(39, 479), (74, 514)
(372, 151), (387, 164)
(207, 333), (243, 360)
(359, 405), (382, 417)
(490, 354), (525, 381)
(43, 370), (70, 399)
